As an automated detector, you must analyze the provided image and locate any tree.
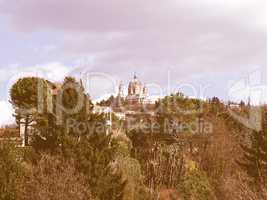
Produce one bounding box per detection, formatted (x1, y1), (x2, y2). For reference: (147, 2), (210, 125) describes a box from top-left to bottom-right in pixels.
(238, 109), (267, 191)
(71, 133), (126, 200)
(59, 77), (93, 131)
(31, 112), (63, 154)
(239, 130), (267, 186)
(30, 76), (93, 153)
(180, 168), (216, 200)
(10, 77), (51, 146)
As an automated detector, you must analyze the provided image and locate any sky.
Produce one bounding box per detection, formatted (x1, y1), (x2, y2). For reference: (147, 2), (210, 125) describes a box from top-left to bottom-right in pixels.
(1, 0), (267, 126)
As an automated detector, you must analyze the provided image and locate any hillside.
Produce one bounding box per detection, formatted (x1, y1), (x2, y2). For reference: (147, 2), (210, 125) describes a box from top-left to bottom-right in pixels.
(1, 77), (266, 200)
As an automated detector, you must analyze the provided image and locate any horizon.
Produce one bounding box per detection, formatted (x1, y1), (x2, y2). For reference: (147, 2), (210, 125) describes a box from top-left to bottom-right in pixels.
(1, 0), (267, 125)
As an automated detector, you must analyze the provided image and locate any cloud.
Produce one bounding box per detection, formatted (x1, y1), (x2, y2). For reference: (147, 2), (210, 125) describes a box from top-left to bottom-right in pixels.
(33, 62), (73, 82)
(4, 62), (72, 82)
(3, 0), (267, 32)
(0, 101), (14, 126)
(2, 0), (267, 102)
(0, 62), (75, 126)
(1, 62), (74, 102)
(2, 1), (267, 76)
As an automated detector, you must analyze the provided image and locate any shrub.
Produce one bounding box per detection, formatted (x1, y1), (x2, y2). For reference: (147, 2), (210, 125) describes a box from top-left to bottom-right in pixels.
(180, 169), (216, 200)
(20, 154), (91, 200)
(0, 143), (23, 200)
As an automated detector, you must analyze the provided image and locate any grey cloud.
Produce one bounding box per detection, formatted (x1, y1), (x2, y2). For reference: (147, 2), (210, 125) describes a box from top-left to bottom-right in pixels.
(2, 0), (267, 92)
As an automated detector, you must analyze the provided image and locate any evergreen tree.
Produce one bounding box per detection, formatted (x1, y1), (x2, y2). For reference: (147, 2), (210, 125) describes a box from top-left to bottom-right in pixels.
(10, 77), (51, 146)
(238, 110), (267, 189)
(69, 133), (126, 200)
(31, 76), (93, 153)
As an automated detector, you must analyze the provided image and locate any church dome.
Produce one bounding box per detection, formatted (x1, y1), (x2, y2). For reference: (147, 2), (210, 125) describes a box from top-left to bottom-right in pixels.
(128, 75), (143, 96)
(120, 74), (148, 103)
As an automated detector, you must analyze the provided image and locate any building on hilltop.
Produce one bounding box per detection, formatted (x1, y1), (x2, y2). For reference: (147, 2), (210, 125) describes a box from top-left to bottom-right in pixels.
(118, 74), (148, 103)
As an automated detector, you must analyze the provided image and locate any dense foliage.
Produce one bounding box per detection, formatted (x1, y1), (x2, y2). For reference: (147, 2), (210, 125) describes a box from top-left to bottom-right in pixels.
(2, 77), (267, 200)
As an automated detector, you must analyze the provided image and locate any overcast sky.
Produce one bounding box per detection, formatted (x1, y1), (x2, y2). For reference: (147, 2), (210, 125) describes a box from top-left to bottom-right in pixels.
(1, 0), (267, 125)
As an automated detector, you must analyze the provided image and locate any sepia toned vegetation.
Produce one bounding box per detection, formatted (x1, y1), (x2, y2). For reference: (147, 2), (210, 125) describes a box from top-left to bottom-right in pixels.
(0, 76), (267, 200)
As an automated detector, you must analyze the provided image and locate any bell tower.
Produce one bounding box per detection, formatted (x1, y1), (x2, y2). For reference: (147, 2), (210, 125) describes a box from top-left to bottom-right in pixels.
(118, 81), (124, 97)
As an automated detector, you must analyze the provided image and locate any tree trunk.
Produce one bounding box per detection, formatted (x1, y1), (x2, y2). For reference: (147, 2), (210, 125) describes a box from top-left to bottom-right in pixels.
(24, 115), (29, 146)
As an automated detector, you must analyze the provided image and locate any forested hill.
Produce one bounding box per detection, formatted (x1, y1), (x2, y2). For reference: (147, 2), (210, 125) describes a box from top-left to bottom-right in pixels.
(1, 77), (267, 200)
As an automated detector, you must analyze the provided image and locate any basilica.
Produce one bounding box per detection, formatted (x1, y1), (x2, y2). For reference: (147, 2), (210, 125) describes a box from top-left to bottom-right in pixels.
(118, 74), (148, 103)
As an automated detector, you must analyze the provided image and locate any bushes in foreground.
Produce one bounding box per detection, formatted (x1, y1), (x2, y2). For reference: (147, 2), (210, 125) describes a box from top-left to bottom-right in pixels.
(0, 143), (23, 200)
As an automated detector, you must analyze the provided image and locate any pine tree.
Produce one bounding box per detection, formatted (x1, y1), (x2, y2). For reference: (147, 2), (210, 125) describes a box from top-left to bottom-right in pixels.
(238, 110), (267, 189)
(10, 77), (51, 146)
(31, 76), (93, 153)
(71, 133), (127, 200)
